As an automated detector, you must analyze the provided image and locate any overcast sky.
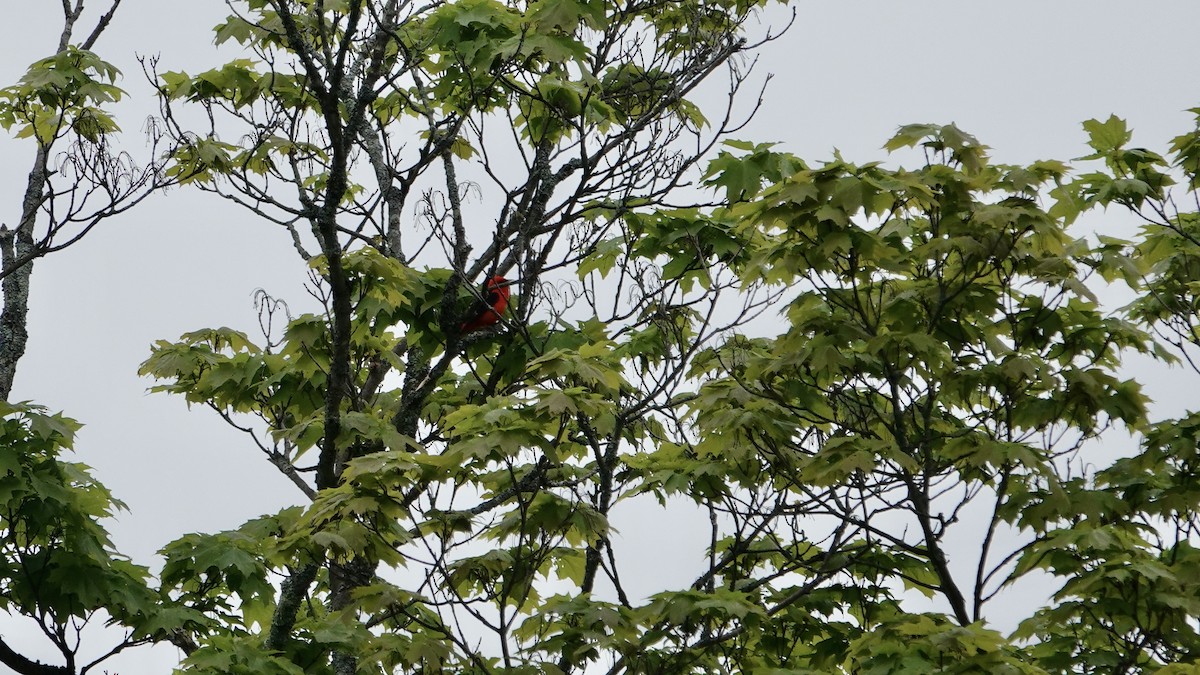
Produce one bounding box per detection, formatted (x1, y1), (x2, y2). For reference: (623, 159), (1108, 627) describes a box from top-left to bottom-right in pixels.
(2, 1), (1198, 671)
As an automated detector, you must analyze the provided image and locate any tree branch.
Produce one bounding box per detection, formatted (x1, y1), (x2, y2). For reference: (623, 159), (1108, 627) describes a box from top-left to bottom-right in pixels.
(0, 635), (69, 675)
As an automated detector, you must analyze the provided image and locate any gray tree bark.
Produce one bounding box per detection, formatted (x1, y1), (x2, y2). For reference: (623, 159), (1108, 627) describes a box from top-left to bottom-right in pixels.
(0, 146), (49, 401)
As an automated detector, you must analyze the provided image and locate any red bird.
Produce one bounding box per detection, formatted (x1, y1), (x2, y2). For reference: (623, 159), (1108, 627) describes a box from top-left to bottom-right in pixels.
(460, 275), (511, 334)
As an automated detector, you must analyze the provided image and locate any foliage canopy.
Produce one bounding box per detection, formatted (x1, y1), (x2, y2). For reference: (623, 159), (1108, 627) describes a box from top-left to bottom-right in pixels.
(2, 2), (1200, 674)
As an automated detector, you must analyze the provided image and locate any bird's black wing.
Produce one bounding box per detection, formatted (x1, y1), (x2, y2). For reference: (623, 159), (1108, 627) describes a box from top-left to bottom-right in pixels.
(464, 283), (497, 318)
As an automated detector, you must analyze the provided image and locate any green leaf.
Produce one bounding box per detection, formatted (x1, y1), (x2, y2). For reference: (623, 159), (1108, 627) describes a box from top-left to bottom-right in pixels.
(1082, 114), (1132, 156)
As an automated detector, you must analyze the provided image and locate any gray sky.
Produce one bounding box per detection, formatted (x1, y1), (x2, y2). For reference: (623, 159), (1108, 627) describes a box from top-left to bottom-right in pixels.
(2, 0), (1198, 671)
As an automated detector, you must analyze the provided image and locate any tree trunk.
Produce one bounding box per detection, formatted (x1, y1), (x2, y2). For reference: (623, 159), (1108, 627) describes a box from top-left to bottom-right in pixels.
(0, 146), (49, 401)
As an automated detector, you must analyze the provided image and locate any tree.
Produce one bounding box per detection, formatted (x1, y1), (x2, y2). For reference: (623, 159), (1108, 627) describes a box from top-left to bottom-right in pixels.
(676, 126), (1159, 672)
(140, 0), (787, 672)
(5, 1), (1200, 674)
(0, 0), (171, 398)
(1011, 111), (1200, 673)
(0, 2), (187, 673)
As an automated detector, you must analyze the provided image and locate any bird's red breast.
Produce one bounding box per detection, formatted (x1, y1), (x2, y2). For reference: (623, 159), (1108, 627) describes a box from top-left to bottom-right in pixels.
(460, 275), (511, 333)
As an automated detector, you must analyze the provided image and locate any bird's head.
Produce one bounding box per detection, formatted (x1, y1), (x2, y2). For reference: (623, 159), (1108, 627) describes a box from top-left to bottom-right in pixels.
(486, 275), (514, 299)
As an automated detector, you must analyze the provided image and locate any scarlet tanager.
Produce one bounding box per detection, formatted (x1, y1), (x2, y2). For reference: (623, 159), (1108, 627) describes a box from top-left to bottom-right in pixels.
(460, 275), (511, 334)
